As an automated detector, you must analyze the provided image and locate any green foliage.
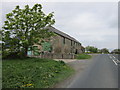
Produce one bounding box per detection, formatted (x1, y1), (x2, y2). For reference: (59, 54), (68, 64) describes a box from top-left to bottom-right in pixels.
(111, 49), (120, 54)
(2, 4), (55, 58)
(85, 46), (98, 53)
(75, 54), (92, 59)
(2, 58), (74, 88)
(42, 42), (52, 52)
(32, 46), (40, 56)
(99, 48), (109, 54)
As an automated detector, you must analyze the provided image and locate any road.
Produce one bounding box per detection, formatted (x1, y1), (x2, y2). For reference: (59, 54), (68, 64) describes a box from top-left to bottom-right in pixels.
(67, 54), (118, 88)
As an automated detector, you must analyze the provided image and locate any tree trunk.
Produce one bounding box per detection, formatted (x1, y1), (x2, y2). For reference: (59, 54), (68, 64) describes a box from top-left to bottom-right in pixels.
(23, 47), (28, 58)
(25, 47), (28, 57)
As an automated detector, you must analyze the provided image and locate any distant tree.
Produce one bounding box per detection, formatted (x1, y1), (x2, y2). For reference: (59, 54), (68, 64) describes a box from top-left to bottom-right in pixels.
(97, 49), (102, 53)
(111, 49), (120, 54)
(2, 4), (55, 58)
(100, 48), (109, 54)
(85, 46), (98, 53)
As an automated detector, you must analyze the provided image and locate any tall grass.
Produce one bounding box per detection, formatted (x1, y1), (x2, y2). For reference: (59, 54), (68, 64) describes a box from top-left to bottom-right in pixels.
(2, 58), (74, 88)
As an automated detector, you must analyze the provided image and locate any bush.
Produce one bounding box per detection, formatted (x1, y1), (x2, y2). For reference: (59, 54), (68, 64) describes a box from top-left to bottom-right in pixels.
(2, 51), (27, 59)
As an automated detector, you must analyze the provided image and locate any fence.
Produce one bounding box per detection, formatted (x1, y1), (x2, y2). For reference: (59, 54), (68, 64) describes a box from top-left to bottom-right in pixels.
(30, 53), (75, 59)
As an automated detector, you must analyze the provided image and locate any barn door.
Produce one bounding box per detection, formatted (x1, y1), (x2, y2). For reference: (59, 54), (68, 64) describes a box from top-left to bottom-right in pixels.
(42, 42), (52, 52)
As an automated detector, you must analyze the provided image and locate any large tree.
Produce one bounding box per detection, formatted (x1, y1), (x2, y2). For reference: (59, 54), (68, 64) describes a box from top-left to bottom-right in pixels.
(85, 46), (98, 53)
(2, 4), (55, 58)
(100, 48), (109, 54)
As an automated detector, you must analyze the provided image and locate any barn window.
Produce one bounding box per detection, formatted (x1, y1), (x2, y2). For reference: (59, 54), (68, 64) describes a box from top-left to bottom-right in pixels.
(63, 37), (65, 44)
(71, 40), (72, 46)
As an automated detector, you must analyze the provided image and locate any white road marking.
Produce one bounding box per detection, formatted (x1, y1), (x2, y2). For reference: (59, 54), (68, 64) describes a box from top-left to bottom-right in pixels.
(112, 60), (118, 65)
(113, 56), (116, 59)
(109, 56), (113, 59)
(117, 59), (119, 62)
(111, 55), (119, 61)
(108, 55), (118, 65)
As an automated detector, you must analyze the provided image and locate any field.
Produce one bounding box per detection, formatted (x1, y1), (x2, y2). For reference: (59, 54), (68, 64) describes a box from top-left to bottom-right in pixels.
(2, 58), (74, 88)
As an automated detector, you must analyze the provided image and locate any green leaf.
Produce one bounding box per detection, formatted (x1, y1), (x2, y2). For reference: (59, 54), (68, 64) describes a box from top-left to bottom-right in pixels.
(2, 3), (55, 58)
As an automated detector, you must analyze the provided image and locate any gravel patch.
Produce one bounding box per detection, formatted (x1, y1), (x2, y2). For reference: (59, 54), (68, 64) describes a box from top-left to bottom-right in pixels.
(54, 59), (78, 63)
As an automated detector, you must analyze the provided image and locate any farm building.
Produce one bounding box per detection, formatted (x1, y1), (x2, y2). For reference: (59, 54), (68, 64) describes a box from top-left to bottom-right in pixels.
(27, 26), (85, 59)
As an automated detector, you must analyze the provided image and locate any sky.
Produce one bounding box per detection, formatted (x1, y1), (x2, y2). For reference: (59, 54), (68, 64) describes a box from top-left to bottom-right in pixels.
(1, 1), (118, 51)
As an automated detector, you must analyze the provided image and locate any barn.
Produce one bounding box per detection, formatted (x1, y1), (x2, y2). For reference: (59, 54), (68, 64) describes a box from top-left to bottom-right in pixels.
(27, 26), (85, 59)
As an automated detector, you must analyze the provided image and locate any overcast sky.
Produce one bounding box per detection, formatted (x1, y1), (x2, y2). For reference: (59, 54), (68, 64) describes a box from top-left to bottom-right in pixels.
(1, 1), (118, 51)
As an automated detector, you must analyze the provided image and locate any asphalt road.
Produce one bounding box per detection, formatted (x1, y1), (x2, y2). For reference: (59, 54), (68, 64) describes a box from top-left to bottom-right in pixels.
(67, 54), (118, 88)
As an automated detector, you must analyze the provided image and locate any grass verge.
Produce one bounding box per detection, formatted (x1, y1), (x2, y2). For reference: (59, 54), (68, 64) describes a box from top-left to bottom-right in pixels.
(2, 58), (74, 88)
(75, 54), (92, 60)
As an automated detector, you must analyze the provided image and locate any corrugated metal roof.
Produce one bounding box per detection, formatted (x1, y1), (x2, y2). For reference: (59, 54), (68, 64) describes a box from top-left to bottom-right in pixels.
(46, 26), (81, 44)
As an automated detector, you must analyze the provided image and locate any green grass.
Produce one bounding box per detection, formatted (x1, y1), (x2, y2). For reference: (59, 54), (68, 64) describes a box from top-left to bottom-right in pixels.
(2, 58), (74, 88)
(0, 59), (2, 89)
(75, 54), (92, 60)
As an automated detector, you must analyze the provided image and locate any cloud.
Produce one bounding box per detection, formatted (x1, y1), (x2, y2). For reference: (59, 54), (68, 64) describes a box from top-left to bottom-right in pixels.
(51, 2), (118, 50)
(1, 2), (118, 51)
